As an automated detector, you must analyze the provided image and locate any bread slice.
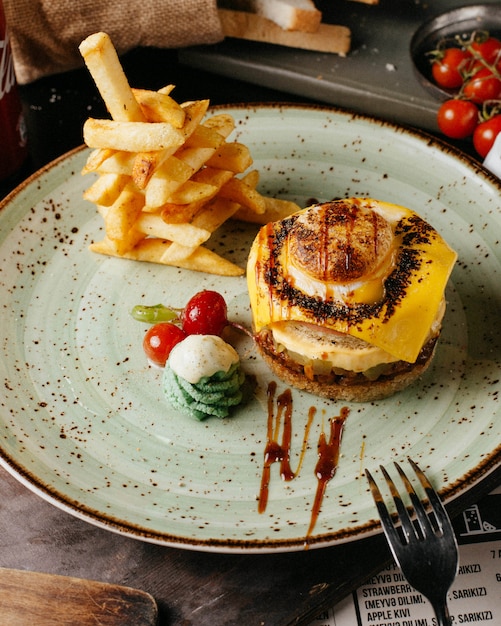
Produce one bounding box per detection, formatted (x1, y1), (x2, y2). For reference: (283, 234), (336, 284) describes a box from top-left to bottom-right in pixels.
(219, 10), (351, 55)
(221, 0), (322, 33)
(255, 330), (438, 403)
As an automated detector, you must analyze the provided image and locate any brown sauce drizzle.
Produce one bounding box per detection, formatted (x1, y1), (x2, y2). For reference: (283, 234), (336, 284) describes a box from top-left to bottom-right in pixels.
(258, 382), (349, 545)
(258, 381), (315, 514)
(305, 406), (349, 543)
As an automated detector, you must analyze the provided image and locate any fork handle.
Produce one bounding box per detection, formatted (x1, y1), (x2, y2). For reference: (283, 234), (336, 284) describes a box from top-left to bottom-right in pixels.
(432, 600), (452, 626)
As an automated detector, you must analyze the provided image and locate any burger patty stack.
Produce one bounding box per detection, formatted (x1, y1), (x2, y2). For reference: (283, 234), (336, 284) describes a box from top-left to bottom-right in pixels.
(246, 198), (457, 402)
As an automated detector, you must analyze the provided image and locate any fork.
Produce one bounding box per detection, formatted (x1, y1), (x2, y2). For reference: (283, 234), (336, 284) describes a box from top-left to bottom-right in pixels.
(365, 458), (459, 626)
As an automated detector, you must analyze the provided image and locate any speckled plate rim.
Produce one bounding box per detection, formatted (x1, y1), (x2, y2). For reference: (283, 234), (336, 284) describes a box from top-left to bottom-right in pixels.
(1, 102), (500, 553)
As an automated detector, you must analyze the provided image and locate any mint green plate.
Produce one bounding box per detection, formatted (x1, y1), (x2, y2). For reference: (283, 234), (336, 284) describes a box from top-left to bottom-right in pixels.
(1, 104), (500, 553)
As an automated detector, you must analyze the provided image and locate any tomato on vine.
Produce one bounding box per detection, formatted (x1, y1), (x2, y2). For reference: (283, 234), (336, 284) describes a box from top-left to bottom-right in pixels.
(431, 47), (471, 90)
(463, 68), (501, 104)
(181, 290), (228, 336)
(143, 323), (187, 367)
(473, 114), (501, 158)
(428, 31), (501, 157)
(437, 99), (479, 139)
(471, 35), (501, 65)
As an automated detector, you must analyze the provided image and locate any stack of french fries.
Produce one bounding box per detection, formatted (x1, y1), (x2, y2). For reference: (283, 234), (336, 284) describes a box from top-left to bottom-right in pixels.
(79, 32), (299, 276)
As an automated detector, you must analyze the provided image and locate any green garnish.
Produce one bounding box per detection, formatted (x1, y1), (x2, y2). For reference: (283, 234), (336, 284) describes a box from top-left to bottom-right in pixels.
(130, 304), (178, 323)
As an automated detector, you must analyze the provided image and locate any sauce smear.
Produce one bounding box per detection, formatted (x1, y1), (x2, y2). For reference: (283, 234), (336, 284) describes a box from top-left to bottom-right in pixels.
(258, 382), (349, 545)
(258, 382), (315, 514)
(306, 407), (349, 542)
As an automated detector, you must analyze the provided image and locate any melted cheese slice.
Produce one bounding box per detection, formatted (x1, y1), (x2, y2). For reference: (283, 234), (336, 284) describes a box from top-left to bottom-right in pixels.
(247, 199), (457, 364)
(270, 321), (400, 372)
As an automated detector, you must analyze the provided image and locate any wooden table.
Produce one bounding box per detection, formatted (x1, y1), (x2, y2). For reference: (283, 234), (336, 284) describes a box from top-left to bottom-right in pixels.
(1, 45), (500, 626)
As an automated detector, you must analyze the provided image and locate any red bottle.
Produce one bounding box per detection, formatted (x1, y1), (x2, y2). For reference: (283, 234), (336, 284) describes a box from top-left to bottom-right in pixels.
(0, 2), (27, 182)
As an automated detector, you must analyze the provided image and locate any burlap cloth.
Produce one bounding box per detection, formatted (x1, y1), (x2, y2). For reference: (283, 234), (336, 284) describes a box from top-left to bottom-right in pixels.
(4, 0), (224, 85)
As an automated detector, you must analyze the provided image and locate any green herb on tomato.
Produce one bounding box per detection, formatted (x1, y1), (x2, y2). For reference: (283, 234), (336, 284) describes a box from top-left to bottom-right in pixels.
(130, 303), (179, 323)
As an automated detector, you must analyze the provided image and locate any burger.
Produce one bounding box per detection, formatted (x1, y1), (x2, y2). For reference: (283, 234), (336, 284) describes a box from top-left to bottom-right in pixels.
(246, 198), (457, 402)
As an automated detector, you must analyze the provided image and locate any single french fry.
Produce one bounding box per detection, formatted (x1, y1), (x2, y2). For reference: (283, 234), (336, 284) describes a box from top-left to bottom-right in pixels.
(164, 167), (234, 207)
(82, 148), (116, 174)
(193, 167), (235, 187)
(160, 243), (244, 276)
(202, 113), (235, 136)
(132, 88), (186, 127)
(90, 237), (244, 276)
(171, 145), (218, 174)
(132, 150), (166, 190)
(241, 168), (260, 188)
(89, 233), (144, 256)
(83, 172), (128, 206)
(79, 32), (145, 122)
(157, 84), (176, 96)
(219, 175), (266, 214)
(235, 196), (301, 223)
(193, 196), (242, 232)
(183, 124), (226, 150)
(83, 119), (185, 152)
(164, 180), (218, 205)
(180, 99), (210, 138)
(136, 213), (210, 246)
(96, 151), (135, 175)
(143, 156), (195, 209)
(205, 142), (253, 173)
(160, 199), (209, 224)
(100, 181), (145, 253)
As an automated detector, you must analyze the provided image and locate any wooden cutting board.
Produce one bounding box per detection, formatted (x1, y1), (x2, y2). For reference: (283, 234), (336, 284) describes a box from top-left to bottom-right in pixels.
(0, 568), (157, 625)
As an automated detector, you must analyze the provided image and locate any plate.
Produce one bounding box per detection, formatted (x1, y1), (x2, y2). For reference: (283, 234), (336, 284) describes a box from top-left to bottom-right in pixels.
(410, 4), (501, 100)
(1, 104), (500, 553)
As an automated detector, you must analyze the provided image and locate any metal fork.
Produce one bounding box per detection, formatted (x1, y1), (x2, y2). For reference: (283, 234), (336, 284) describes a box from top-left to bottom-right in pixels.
(365, 458), (459, 626)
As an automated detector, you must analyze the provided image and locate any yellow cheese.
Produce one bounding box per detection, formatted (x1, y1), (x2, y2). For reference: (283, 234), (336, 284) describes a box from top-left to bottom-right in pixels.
(247, 199), (457, 364)
(270, 320), (400, 372)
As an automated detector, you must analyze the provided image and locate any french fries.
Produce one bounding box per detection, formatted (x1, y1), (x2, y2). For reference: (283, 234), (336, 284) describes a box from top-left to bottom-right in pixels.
(79, 32), (145, 123)
(80, 32), (301, 276)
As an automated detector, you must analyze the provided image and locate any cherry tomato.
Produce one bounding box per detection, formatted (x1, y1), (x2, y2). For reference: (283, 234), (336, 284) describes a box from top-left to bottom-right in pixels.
(143, 322), (186, 367)
(437, 99), (479, 139)
(471, 36), (501, 65)
(473, 114), (501, 158)
(431, 47), (471, 89)
(463, 67), (501, 104)
(182, 290), (228, 336)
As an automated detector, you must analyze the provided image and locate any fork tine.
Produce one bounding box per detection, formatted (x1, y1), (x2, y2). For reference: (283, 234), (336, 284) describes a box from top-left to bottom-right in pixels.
(380, 464), (417, 543)
(408, 457), (453, 536)
(365, 468), (401, 548)
(394, 461), (433, 540)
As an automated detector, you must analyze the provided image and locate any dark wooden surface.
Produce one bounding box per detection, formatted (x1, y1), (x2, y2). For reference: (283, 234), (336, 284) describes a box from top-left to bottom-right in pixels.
(1, 42), (500, 626)
(0, 567), (157, 626)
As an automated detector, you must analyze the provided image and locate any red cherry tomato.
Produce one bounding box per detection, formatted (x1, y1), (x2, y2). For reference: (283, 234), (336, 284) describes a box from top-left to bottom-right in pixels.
(471, 36), (501, 65)
(143, 322), (186, 367)
(473, 114), (501, 158)
(182, 290), (228, 336)
(431, 47), (471, 89)
(463, 67), (501, 104)
(437, 99), (479, 139)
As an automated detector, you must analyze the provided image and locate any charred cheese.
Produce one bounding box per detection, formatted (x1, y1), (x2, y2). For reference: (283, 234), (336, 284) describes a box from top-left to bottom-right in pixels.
(247, 198), (457, 364)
